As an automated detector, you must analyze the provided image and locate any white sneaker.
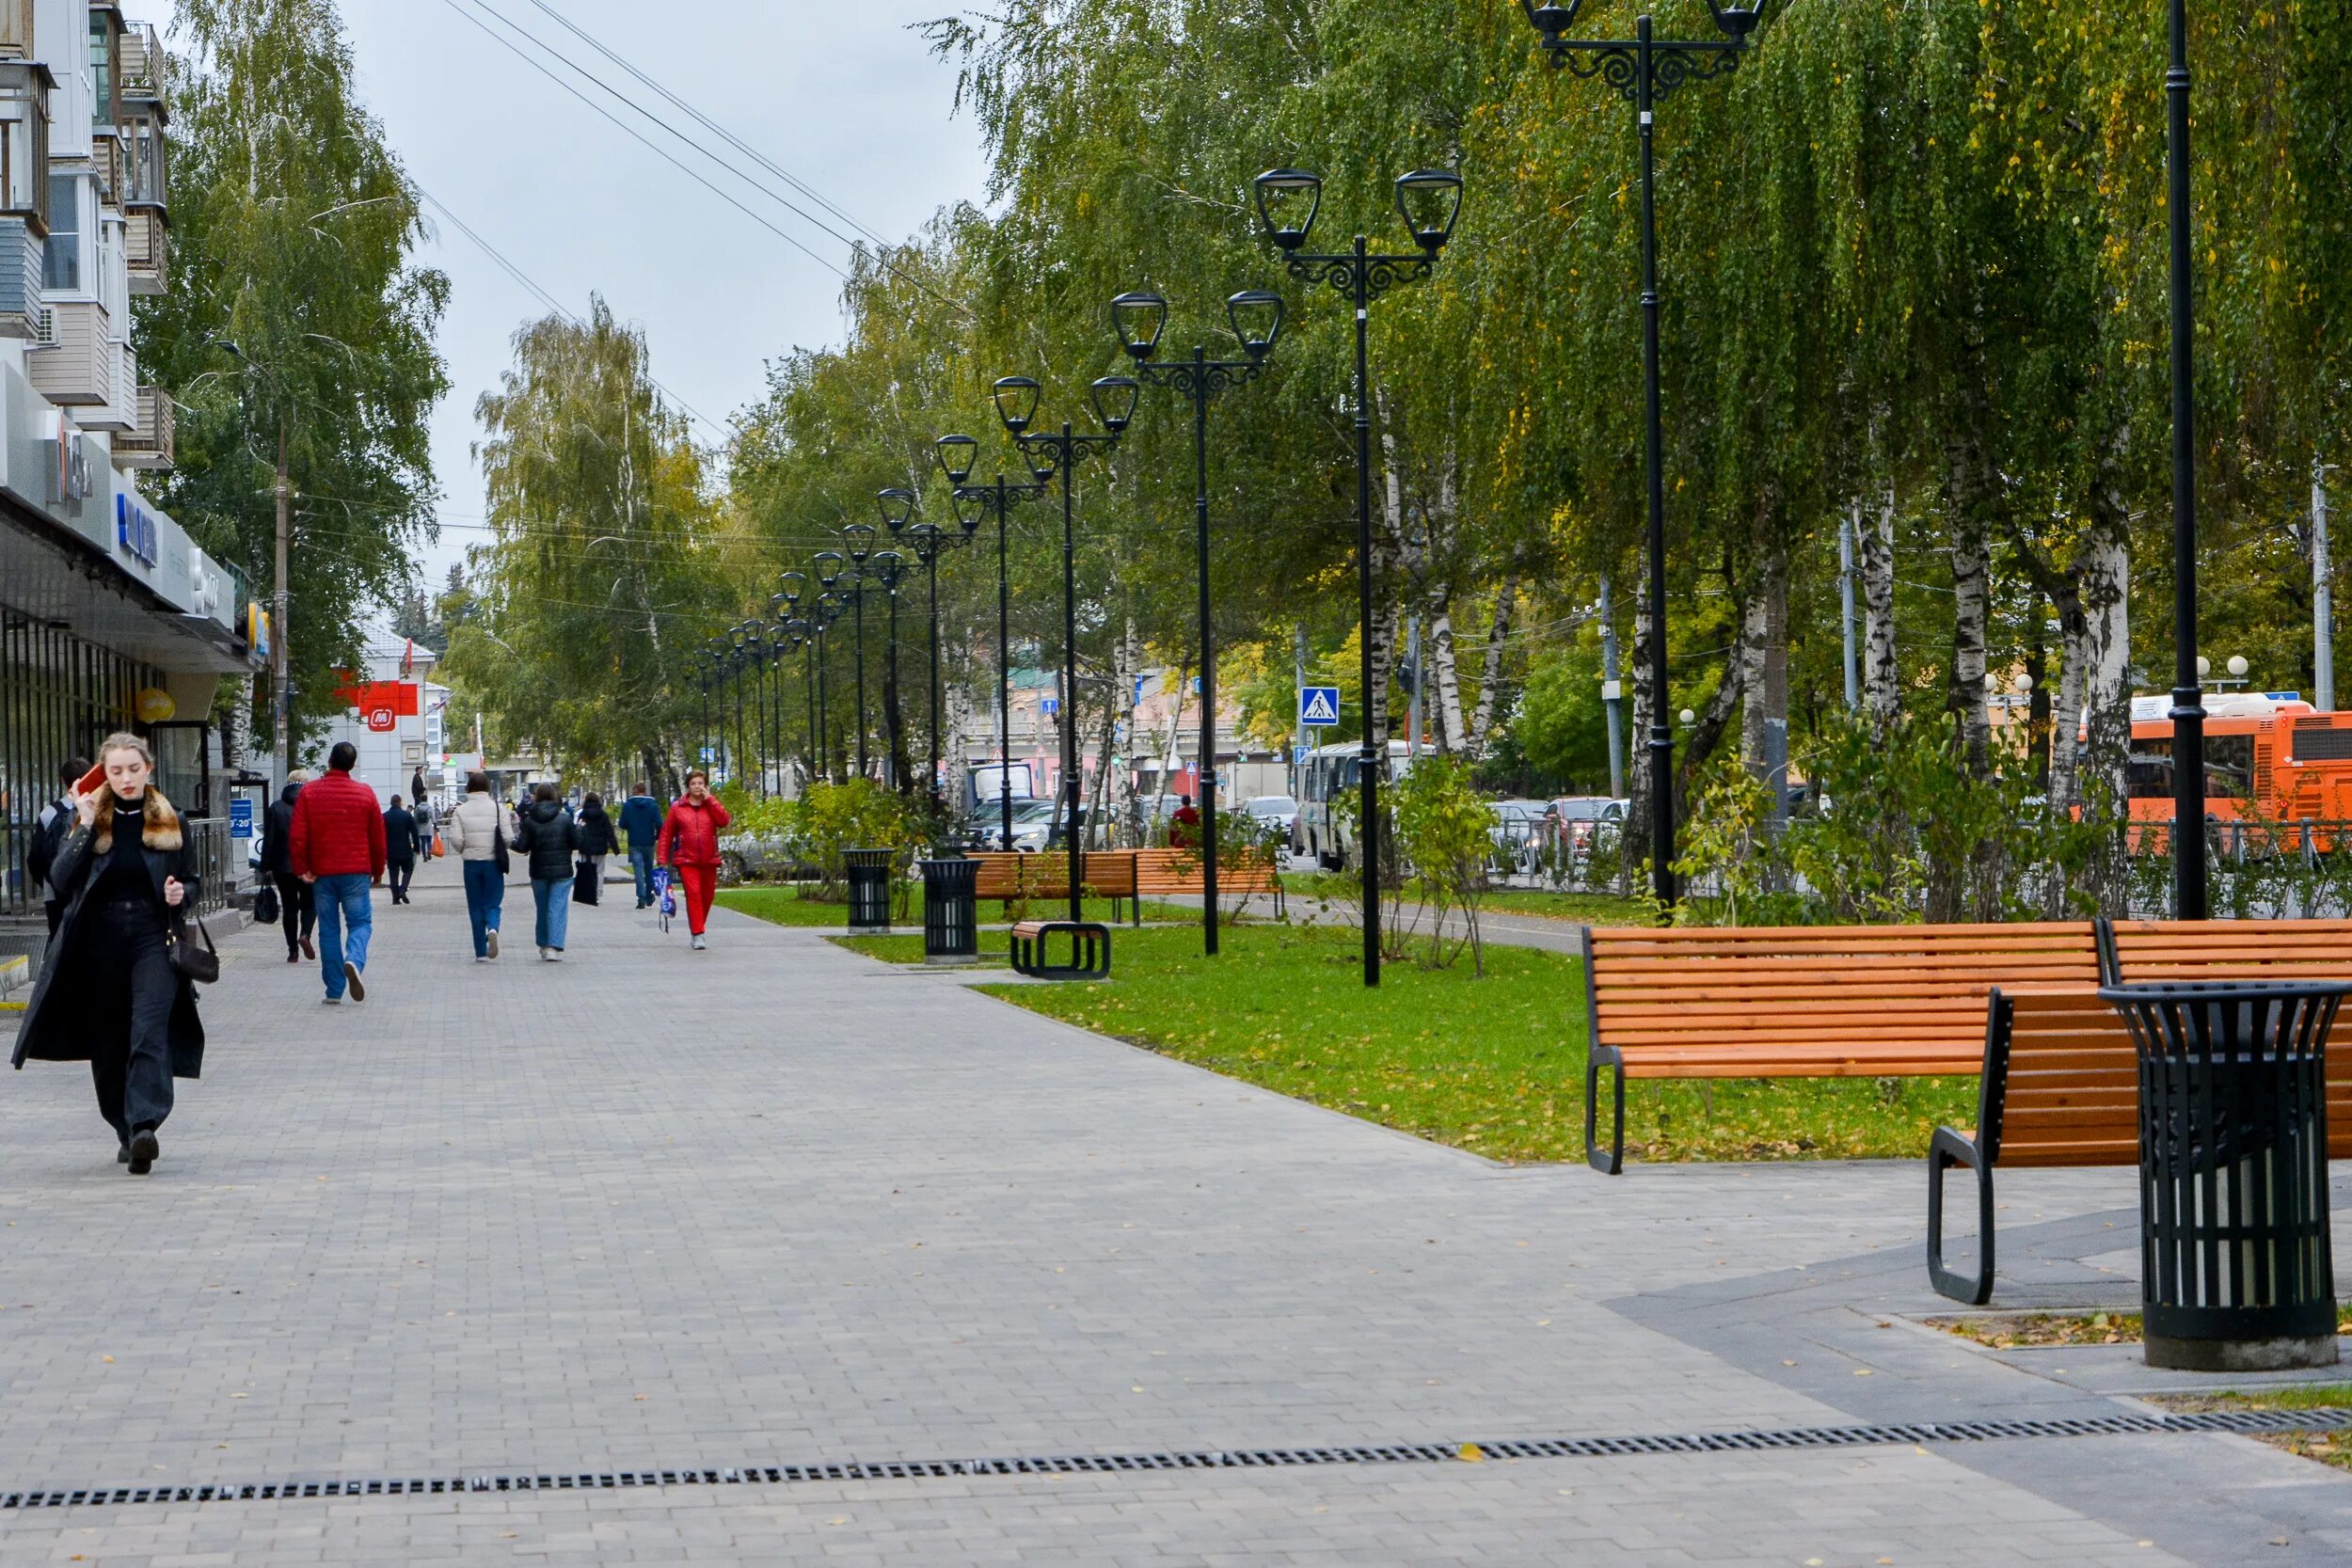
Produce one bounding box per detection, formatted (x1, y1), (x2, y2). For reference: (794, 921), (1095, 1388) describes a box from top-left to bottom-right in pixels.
(474, 955), (487, 964)
(691, 933), (707, 951)
(322, 995), (342, 1006)
(538, 946), (550, 961)
(548, 949), (564, 962)
(486, 930), (500, 959)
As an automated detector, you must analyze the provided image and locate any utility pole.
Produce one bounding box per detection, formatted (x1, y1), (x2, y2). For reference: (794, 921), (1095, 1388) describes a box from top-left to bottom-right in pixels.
(1838, 503), (1861, 713)
(273, 425), (292, 784)
(1598, 575), (1625, 800)
(2317, 459), (2337, 712)
(1293, 623), (1308, 798)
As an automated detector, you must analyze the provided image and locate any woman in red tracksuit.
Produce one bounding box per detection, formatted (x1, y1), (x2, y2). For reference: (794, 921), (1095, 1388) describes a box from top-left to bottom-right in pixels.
(657, 771), (731, 950)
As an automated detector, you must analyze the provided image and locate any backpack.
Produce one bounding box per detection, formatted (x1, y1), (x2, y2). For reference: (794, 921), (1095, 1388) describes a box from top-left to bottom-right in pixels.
(25, 798), (71, 897)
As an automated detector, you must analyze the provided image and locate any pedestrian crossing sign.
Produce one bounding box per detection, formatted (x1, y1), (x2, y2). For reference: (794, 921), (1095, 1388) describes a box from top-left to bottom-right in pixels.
(1299, 686), (1342, 727)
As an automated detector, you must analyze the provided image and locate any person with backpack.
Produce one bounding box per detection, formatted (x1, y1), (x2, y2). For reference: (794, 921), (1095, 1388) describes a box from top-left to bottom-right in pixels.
(258, 771), (315, 964)
(513, 782), (580, 960)
(617, 783), (664, 908)
(440, 771), (507, 961)
(28, 756), (87, 936)
(656, 770), (730, 951)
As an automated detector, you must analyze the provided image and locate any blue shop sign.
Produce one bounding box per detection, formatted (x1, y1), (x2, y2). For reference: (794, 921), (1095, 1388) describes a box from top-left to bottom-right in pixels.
(116, 493), (158, 567)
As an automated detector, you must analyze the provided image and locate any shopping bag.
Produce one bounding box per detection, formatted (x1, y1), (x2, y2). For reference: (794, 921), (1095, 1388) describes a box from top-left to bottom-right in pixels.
(571, 856), (600, 906)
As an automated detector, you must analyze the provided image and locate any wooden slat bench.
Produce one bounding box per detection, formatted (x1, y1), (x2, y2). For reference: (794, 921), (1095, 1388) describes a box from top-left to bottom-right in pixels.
(2099, 915), (2352, 1144)
(966, 851), (1142, 926)
(1928, 984), (2352, 1304)
(1131, 847), (1282, 898)
(1579, 922), (2104, 1174)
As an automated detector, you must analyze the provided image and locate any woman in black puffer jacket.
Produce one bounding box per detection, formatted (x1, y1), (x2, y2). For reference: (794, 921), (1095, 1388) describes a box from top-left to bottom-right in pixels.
(511, 783), (580, 960)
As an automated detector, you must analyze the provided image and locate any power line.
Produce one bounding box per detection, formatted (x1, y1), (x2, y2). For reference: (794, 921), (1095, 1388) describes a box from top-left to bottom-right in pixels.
(434, 0), (862, 293)
(410, 183), (730, 443)
(518, 0), (892, 251)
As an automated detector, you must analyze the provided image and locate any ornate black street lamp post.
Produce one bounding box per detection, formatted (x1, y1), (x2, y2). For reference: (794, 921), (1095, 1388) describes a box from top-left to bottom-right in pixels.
(937, 436), (1048, 850)
(779, 572), (809, 790)
(1253, 165), (1460, 987)
(2162, 0), (2206, 919)
(728, 623), (755, 786)
(842, 524), (876, 780)
(814, 552), (846, 782)
(904, 518), (948, 806)
(1511, 0), (1772, 910)
(872, 547), (909, 790)
(1112, 287), (1285, 957)
(990, 372), (1138, 927)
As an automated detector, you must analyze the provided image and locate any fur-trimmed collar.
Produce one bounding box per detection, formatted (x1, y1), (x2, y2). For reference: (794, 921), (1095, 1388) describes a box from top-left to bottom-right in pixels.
(90, 784), (181, 854)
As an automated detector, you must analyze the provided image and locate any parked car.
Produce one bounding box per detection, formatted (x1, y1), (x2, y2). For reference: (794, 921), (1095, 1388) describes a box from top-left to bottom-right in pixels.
(962, 799), (1056, 850)
(1543, 796), (1629, 867)
(1010, 803), (1095, 852)
(1240, 794), (1298, 845)
(1488, 799), (1551, 873)
(717, 831), (812, 883)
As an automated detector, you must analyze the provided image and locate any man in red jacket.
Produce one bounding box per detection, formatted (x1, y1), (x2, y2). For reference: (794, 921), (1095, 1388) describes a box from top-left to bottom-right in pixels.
(291, 741), (387, 1003)
(657, 770), (730, 951)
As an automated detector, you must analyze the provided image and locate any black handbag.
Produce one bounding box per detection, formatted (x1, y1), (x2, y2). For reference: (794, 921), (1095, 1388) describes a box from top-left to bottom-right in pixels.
(572, 856), (600, 906)
(253, 880), (280, 926)
(167, 915), (221, 985)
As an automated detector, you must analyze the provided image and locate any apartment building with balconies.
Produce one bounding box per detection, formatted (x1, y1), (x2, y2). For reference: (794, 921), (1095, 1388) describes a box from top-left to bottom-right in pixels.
(0, 2), (262, 945)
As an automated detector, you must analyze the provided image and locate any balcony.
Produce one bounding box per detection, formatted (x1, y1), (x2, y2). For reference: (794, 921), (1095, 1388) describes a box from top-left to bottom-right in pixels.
(118, 24), (165, 107)
(82, 339), (138, 432)
(125, 204), (165, 294)
(94, 132), (123, 208)
(0, 0), (30, 61)
(115, 384), (172, 469)
(26, 299), (113, 406)
(0, 214), (39, 337)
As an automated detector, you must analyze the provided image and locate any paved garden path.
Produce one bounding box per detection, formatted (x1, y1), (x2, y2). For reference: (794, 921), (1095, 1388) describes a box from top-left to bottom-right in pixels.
(2, 856), (2347, 1564)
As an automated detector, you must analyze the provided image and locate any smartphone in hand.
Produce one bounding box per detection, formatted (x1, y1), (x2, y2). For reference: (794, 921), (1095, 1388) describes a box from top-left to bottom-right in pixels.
(75, 760), (105, 796)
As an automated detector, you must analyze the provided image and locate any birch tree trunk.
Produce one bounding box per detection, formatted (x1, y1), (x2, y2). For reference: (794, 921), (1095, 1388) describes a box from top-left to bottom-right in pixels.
(1625, 589), (1655, 891)
(1944, 439), (1994, 775)
(1369, 531), (1400, 751)
(1467, 573), (1518, 758)
(1428, 604), (1465, 752)
(2078, 488), (2134, 912)
(1861, 491), (1900, 727)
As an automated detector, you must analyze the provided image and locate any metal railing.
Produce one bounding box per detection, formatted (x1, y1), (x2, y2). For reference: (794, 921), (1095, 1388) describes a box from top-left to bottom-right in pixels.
(184, 817), (243, 920)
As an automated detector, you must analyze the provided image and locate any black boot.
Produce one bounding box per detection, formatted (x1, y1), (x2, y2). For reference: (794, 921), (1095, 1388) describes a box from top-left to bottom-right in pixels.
(126, 1125), (158, 1176)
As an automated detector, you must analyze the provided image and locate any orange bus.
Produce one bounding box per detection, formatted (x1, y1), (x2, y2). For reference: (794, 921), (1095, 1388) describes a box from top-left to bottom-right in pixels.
(2124, 693), (2352, 847)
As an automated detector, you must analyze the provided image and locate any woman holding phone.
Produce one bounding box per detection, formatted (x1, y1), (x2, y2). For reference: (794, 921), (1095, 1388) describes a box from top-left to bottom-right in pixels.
(10, 733), (206, 1175)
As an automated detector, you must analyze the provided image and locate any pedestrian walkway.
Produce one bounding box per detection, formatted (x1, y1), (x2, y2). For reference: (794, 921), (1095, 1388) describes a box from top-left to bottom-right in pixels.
(1, 855), (2346, 1563)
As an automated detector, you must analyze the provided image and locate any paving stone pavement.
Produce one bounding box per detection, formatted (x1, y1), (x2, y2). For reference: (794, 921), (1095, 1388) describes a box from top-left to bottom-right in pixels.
(0, 856), (2344, 1565)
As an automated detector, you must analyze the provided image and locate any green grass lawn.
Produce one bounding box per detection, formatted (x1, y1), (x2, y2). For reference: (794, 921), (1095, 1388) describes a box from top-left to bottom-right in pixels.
(720, 883), (1188, 928)
(2153, 1384), (2352, 1473)
(1280, 871), (1646, 927)
(822, 915), (1971, 1164)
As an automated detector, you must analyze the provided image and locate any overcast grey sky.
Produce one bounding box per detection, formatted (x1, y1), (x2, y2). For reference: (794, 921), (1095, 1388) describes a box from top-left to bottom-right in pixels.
(333, 0), (993, 581)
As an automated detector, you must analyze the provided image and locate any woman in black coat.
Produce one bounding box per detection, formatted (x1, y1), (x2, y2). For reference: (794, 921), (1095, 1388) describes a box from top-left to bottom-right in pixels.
(258, 773), (315, 962)
(12, 732), (204, 1175)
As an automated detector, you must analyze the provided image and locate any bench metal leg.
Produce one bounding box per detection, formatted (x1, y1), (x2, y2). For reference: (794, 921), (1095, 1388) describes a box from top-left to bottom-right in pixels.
(1927, 1126), (1995, 1305)
(1584, 1047), (1626, 1175)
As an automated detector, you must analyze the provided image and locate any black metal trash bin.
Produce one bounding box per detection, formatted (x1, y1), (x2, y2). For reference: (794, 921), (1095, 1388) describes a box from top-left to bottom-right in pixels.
(2100, 980), (2348, 1371)
(920, 855), (978, 967)
(845, 848), (894, 933)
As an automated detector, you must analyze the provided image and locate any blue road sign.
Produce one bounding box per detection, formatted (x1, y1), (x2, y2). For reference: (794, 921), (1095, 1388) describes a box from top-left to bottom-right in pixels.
(1299, 686), (1342, 727)
(229, 797), (255, 839)
(1042, 697), (1060, 717)
(700, 746), (717, 762)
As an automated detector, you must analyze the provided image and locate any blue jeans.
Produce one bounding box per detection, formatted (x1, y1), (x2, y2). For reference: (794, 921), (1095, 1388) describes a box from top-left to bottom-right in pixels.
(463, 859), (504, 957)
(629, 844), (656, 906)
(313, 872), (373, 996)
(532, 877), (571, 952)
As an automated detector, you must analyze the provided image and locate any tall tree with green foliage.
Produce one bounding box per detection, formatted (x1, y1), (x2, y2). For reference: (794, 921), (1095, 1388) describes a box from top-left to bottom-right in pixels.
(137, 0), (448, 769)
(441, 300), (726, 788)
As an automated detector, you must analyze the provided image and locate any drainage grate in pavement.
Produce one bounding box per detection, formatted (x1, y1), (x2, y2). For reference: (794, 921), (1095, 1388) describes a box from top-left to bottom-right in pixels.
(8, 1408), (2347, 1510)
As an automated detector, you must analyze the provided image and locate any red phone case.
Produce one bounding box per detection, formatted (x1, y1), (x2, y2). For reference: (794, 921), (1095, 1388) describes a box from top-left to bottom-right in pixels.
(76, 762), (106, 796)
